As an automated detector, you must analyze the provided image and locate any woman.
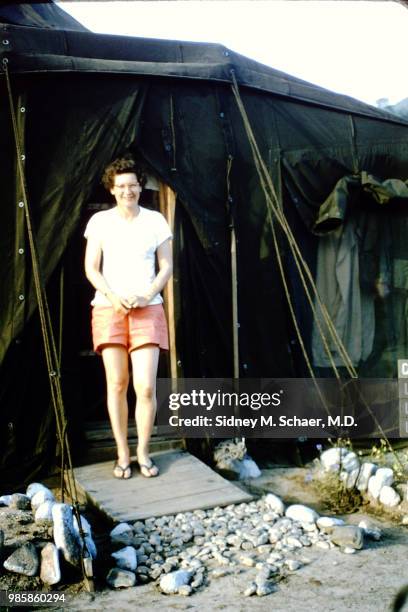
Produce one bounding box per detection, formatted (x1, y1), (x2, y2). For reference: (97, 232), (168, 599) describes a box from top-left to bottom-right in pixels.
(84, 157), (173, 479)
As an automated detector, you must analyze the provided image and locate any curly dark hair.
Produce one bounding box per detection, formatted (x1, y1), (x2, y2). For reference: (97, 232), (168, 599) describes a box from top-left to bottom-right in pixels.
(102, 157), (147, 190)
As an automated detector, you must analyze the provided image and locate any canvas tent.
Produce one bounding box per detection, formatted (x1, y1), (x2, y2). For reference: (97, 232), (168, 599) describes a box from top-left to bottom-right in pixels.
(1, 1), (408, 489)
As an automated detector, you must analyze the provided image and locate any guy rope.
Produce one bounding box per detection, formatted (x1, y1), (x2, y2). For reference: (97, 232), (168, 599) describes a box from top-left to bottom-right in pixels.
(3, 58), (94, 589)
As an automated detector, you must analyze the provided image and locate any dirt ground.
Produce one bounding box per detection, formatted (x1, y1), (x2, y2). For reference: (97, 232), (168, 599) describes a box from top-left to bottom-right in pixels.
(32, 466), (408, 612)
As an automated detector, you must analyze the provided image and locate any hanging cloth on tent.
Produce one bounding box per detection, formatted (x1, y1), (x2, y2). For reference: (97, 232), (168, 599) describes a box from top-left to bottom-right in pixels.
(311, 171), (408, 369)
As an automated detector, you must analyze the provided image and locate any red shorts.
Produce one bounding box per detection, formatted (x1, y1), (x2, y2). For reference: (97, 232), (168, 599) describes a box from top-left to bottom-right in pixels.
(91, 304), (169, 354)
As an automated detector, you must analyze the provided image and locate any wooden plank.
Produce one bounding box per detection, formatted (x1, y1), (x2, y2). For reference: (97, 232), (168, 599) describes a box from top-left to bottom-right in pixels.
(70, 450), (253, 522)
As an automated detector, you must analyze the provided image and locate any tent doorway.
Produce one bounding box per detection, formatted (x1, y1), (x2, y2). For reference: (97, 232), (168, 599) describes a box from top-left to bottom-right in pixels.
(60, 178), (176, 458)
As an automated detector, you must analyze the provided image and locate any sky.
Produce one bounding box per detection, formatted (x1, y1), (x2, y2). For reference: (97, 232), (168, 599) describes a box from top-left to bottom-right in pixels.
(58, 1), (408, 107)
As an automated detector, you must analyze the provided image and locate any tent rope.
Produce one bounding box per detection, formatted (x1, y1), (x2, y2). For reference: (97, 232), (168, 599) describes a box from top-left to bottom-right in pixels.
(229, 71), (404, 469)
(3, 59), (93, 579)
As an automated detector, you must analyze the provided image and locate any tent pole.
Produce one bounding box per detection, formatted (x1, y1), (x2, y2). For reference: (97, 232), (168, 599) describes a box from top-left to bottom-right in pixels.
(231, 224), (239, 379)
(159, 182), (178, 380)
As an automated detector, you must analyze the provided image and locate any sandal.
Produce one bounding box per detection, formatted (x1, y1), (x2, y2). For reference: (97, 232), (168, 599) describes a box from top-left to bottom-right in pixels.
(113, 461), (132, 480)
(138, 459), (159, 478)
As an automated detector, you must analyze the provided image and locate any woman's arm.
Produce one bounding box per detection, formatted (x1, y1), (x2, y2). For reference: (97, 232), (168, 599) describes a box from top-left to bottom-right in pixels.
(131, 238), (173, 308)
(84, 236), (131, 313)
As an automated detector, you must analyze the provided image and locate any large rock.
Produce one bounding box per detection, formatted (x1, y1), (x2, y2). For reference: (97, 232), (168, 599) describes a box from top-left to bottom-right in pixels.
(31, 488), (55, 510)
(356, 463), (377, 492)
(9, 493), (31, 510)
(379, 486), (401, 508)
(368, 467), (394, 499)
(320, 447), (348, 471)
(264, 493), (285, 515)
(0, 495), (12, 506)
(111, 546), (138, 571)
(329, 525), (363, 550)
(40, 542), (61, 585)
(35, 500), (55, 522)
(52, 503), (81, 567)
(3, 542), (39, 576)
(106, 567), (136, 588)
(316, 517), (345, 531)
(341, 452), (360, 473)
(110, 523), (134, 546)
(160, 569), (192, 594)
(375, 467), (394, 487)
(285, 504), (319, 523)
(26, 483), (51, 499)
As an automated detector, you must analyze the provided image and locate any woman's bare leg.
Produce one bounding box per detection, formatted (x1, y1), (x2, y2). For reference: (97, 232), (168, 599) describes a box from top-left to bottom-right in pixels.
(130, 344), (160, 476)
(101, 345), (130, 474)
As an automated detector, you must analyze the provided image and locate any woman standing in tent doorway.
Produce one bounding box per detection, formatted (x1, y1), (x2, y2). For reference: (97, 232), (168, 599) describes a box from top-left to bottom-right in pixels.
(84, 157), (173, 479)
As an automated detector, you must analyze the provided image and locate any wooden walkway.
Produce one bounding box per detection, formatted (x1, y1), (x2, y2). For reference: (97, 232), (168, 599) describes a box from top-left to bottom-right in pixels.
(71, 450), (253, 523)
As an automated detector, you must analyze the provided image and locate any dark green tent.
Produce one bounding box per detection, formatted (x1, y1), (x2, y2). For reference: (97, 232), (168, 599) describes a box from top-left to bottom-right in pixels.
(1, 1), (408, 488)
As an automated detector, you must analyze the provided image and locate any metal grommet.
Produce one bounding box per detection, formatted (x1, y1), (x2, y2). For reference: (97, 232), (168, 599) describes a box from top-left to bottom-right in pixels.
(18, 294), (24, 301)
(2, 57), (8, 65)
(49, 371), (56, 377)
(18, 248), (24, 254)
(2, 39), (9, 45)
(20, 154), (25, 161)
(224, 51), (229, 57)
(219, 112), (225, 118)
(20, 107), (25, 113)
(18, 201), (24, 208)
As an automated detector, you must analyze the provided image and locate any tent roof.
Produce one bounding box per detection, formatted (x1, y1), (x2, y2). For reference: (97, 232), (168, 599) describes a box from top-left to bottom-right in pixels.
(0, 1), (88, 31)
(1, 3), (407, 126)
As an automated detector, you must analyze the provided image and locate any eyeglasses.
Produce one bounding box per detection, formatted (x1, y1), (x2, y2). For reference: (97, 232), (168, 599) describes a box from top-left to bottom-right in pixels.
(113, 183), (140, 191)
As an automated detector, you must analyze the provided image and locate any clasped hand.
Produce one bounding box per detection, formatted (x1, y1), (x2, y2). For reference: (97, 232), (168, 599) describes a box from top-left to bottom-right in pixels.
(111, 293), (149, 314)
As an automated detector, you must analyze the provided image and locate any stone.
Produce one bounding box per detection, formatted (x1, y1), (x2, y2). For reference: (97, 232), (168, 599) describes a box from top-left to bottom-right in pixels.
(238, 457), (261, 479)
(240, 555), (255, 567)
(211, 567), (229, 578)
(342, 547), (356, 554)
(356, 462), (377, 492)
(40, 543), (61, 585)
(3, 542), (39, 576)
(316, 517), (345, 531)
(379, 486), (401, 507)
(368, 475), (382, 500)
(178, 585), (192, 596)
(341, 451), (360, 473)
(256, 582), (275, 596)
(285, 559), (302, 571)
(35, 500), (55, 522)
(9, 493), (31, 510)
(320, 447), (348, 471)
(244, 582), (257, 597)
(329, 526), (363, 550)
(31, 489), (55, 510)
(111, 546), (138, 571)
(345, 468), (360, 489)
(73, 514), (97, 559)
(264, 493), (285, 515)
(315, 541), (331, 550)
(106, 567), (136, 588)
(358, 520), (382, 540)
(26, 483), (50, 499)
(285, 504), (319, 524)
(375, 467), (394, 487)
(160, 569), (192, 594)
(52, 503), (81, 566)
(0, 495), (12, 506)
(110, 523), (134, 546)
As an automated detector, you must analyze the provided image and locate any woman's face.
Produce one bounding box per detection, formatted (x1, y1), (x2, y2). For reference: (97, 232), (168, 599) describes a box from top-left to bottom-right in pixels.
(110, 172), (141, 208)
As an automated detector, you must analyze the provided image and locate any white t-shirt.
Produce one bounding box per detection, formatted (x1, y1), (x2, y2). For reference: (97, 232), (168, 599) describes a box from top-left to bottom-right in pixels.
(84, 206), (172, 306)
